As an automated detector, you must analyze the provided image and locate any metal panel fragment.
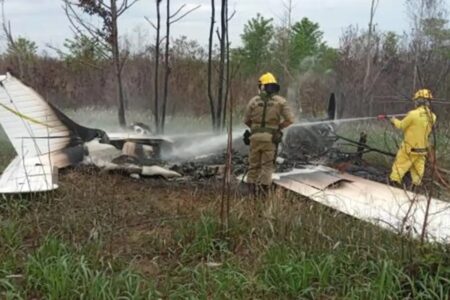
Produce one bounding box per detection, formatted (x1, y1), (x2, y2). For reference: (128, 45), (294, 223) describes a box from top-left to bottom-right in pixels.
(275, 167), (450, 243)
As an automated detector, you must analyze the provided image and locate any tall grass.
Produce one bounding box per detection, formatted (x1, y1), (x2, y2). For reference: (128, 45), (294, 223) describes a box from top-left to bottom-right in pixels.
(1, 192), (450, 298)
(1, 233), (157, 299)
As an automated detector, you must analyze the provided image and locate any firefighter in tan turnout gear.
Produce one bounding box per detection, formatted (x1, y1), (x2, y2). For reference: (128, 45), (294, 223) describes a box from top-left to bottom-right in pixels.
(243, 72), (294, 196)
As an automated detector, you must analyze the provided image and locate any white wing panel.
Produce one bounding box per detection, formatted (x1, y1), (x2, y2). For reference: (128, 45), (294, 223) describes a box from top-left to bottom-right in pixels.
(0, 156), (58, 193)
(0, 74), (71, 157)
(275, 168), (450, 243)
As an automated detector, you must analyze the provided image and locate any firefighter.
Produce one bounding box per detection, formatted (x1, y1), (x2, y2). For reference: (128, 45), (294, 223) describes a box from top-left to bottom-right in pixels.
(388, 89), (436, 186)
(243, 72), (294, 196)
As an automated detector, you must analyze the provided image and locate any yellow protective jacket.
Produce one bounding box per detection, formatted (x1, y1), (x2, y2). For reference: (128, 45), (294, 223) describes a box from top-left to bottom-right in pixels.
(391, 106), (436, 154)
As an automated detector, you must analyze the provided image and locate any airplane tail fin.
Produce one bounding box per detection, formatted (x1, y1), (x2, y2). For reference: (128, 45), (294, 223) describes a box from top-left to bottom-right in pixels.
(0, 73), (102, 158)
(0, 72), (75, 157)
(0, 73), (102, 193)
(327, 93), (336, 121)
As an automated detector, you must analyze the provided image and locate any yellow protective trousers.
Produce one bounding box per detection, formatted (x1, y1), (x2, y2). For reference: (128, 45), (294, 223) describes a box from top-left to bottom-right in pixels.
(390, 146), (426, 185)
(247, 139), (276, 186)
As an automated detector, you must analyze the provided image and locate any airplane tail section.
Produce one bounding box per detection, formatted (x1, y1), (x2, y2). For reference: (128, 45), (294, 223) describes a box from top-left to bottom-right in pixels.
(0, 156), (58, 193)
(0, 73), (103, 193)
(0, 73), (75, 158)
(327, 93), (336, 120)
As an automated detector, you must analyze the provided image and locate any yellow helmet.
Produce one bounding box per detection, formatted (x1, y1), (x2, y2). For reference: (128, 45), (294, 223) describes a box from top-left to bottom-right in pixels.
(258, 72), (277, 85)
(413, 89), (433, 101)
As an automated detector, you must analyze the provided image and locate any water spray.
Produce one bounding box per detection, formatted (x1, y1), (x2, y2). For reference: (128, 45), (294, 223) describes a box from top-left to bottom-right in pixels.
(165, 114), (408, 160)
(289, 114), (406, 129)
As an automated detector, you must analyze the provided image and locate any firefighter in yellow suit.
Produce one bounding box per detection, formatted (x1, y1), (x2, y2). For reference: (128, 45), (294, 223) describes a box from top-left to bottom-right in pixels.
(243, 72), (294, 196)
(389, 89), (436, 186)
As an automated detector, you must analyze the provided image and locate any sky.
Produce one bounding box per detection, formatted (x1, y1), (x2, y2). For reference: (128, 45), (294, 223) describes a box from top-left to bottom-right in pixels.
(1, 0), (448, 54)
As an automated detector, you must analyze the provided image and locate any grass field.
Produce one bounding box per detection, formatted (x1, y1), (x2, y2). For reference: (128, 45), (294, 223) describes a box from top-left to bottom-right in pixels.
(1, 115), (450, 298)
(1, 171), (450, 299)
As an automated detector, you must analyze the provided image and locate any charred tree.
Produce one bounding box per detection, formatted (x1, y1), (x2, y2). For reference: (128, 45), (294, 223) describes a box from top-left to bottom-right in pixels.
(216, 0), (227, 131)
(160, 2), (200, 133)
(64, 0), (139, 128)
(208, 0), (230, 132)
(161, 0), (170, 134)
(146, 1), (200, 133)
(362, 0), (378, 107)
(110, 0), (126, 127)
(154, 0), (162, 133)
(207, 0), (216, 129)
(222, 6), (236, 129)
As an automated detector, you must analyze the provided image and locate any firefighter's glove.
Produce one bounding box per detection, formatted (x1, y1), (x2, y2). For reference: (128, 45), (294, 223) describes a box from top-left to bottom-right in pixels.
(243, 130), (251, 146)
(389, 117), (397, 125)
(272, 130), (283, 144)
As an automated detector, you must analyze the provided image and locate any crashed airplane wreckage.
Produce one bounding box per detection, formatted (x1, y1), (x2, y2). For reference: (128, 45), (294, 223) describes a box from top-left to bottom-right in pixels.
(1, 73), (449, 243)
(0, 73), (180, 193)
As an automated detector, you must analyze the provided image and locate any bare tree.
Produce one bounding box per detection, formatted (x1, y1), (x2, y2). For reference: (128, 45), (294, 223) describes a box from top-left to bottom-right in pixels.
(161, 2), (200, 133)
(362, 0), (379, 103)
(207, 0), (231, 132)
(1, 0), (37, 83)
(207, 0), (216, 129)
(146, 1), (200, 133)
(215, 0), (227, 131)
(63, 0), (139, 127)
(282, 0), (294, 72)
(154, 0), (162, 133)
(162, 0), (170, 134)
(1, 0), (21, 76)
(406, 0), (450, 92)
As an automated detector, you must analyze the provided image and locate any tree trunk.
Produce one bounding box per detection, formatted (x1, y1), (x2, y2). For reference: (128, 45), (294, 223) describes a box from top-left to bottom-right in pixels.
(216, 0), (227, 132)
(154, 0), (161, 133)
(362, 0), (377, 115)
(222, 2), (230, 130)
(207, 0), (216, 130)
(161, 0), (171, 133)
(111, 0), (126, 127)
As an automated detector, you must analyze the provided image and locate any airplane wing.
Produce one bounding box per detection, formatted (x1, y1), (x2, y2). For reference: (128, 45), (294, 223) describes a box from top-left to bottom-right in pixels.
(274, 166), (450, 243)
(0, 156), (58, 193)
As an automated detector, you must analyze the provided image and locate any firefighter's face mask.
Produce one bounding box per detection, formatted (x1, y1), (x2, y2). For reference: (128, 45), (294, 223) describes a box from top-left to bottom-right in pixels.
(415, 99), (430, 107)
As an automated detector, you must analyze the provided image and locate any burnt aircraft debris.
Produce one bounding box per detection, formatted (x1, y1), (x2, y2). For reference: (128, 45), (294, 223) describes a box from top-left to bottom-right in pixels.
(0, 74), (396, 190)
(0, 73), (179, 193)
(2, 74), (450, 243)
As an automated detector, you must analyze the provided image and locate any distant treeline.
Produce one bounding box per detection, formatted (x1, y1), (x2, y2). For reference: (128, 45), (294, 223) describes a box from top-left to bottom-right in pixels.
(1, 7), (449, 122)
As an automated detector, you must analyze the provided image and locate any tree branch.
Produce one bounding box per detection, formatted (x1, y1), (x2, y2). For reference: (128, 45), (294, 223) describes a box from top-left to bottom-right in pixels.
(228, 9), (236, 22)
(170, 4), (186, 19)
(144, 16), (157, 30)
(64, 2), (111, 52)
(216, 28), (221, 42)
(169, 4), (201, 24)
(118, 0), (140, 16)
